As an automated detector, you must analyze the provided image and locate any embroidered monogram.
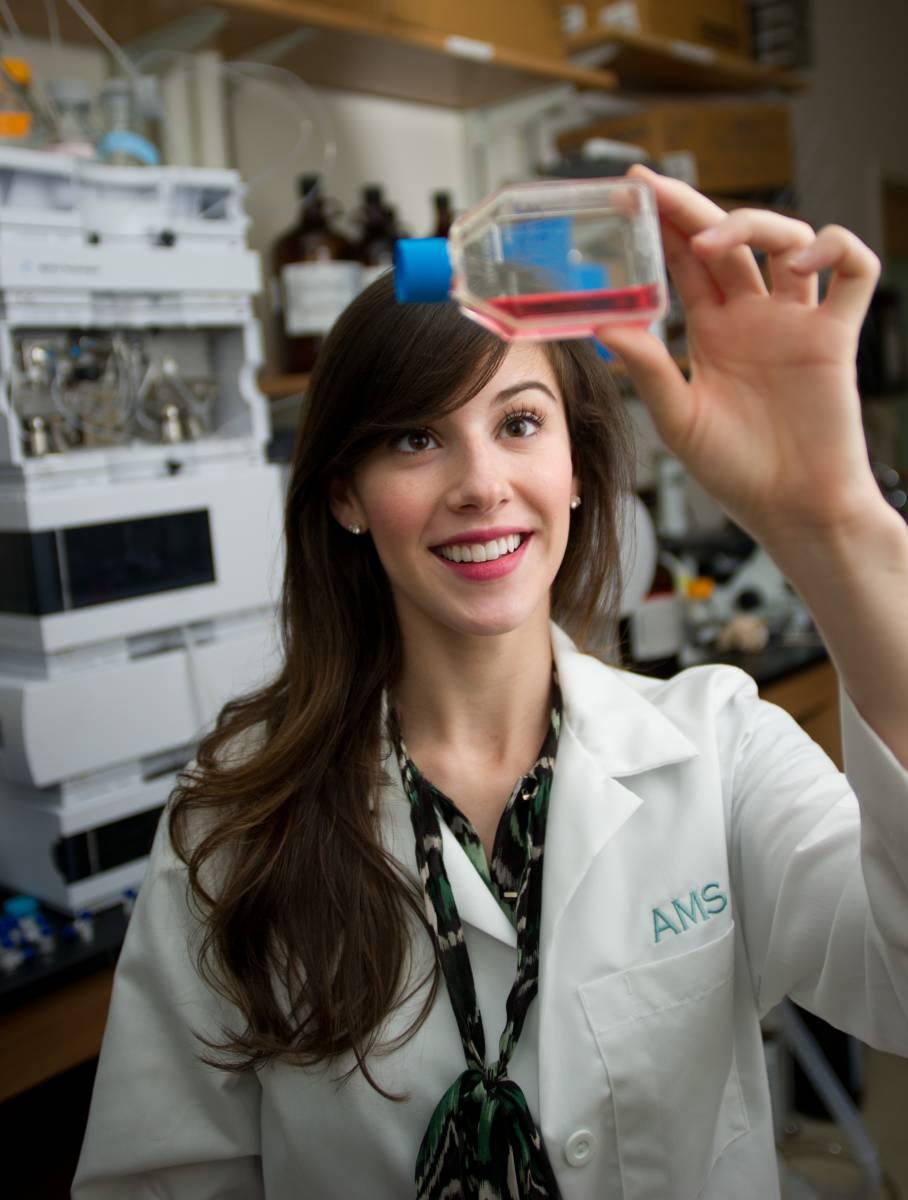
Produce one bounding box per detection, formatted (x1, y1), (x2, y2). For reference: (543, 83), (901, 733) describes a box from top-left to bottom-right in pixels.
(652, 882), (729, 943)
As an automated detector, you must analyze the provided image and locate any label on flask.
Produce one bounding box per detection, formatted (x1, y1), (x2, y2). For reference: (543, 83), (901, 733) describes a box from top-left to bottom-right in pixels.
(281, 261), (363, 336)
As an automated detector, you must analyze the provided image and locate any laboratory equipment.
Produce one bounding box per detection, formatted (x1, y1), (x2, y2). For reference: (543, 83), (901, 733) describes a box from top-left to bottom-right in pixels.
(357, 184), (405, 288)
(97, 77), (159, 166)
(394, 177), (668, 341)
(431, 190), (454, 238)
(45, 79), (96, 160)
(0, 145), (283, 913)
(272, 174), (359, 373)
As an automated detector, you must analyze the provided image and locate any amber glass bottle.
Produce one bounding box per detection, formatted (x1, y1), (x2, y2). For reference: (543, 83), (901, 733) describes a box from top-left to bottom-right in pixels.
(271, 174), (359, 374)
(431, 190), (454, 238)
(355, 185), (404, 288)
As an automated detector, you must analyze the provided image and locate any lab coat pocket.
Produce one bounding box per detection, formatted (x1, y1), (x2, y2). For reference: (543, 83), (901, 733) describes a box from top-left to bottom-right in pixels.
(579, 922), (748, 1200)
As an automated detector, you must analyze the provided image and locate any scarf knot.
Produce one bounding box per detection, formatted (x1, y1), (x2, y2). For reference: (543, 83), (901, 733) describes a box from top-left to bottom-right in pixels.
(415, 1066), (560, 1199)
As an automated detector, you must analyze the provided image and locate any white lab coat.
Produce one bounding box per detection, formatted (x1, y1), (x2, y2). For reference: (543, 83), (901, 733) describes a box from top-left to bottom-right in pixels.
(74, 624), (908, 1200)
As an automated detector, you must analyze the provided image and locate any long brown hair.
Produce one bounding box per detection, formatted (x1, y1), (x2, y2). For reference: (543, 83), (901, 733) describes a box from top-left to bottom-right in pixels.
(168, 273), (634, 1096)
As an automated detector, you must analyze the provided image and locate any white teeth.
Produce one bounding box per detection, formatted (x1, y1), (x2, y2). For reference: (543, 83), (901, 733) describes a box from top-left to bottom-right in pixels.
(438, 534), (524, 563)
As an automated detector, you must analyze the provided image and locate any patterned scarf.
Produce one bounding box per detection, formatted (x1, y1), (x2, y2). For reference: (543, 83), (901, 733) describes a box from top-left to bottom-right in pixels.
(390, 691), (563, 1200)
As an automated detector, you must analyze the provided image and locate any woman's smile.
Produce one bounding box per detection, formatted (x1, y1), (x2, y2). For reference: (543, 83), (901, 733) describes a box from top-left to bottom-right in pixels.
(432, 531), (532, 581)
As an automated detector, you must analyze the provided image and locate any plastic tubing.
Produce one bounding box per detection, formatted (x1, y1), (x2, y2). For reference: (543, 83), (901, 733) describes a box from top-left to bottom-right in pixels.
(61, 0), (141, 84)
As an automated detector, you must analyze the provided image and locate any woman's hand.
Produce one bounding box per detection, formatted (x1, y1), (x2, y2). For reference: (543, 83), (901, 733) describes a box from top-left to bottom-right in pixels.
(595, 164), (886, 552)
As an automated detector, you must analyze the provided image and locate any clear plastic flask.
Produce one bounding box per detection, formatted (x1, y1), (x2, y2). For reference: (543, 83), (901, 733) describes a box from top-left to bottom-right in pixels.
(394, 177), (667, 341)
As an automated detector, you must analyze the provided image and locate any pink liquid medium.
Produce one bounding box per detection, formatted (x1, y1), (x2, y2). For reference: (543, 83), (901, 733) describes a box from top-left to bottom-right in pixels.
(474, 283), (663, 340)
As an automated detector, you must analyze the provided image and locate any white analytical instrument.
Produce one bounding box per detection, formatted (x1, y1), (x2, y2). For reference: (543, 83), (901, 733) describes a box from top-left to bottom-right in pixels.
(0, 147), (284, 912)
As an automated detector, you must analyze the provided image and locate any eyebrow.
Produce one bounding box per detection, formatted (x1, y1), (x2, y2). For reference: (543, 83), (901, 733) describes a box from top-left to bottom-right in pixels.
(494, 380), (558, 405)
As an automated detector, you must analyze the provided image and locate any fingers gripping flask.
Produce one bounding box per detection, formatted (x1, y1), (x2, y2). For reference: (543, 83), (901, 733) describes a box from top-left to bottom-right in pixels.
(394, 178), (667, 340)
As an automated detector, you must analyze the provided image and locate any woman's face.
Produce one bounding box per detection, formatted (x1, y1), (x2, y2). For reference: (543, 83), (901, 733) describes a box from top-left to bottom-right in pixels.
(332, 343), (579, 645)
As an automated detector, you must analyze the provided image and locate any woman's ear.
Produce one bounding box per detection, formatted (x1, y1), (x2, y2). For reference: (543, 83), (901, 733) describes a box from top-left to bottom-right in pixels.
(328, 475), (368, 534)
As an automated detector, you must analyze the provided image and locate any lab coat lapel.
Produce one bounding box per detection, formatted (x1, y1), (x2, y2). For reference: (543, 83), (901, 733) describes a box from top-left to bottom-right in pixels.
(542, 624), (701, 947)
(540, 722), (642, 953)
(378, 748), (518, 949)
(378, 625), (701, 953)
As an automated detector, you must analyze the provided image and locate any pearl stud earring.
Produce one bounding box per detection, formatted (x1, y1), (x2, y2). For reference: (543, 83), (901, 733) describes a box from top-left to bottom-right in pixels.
(347, 523), (365, 535)
(570, 496), (582, 510)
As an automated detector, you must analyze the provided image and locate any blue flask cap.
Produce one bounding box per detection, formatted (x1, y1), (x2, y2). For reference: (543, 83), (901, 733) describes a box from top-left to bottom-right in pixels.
(394, 237), (452, 303)
(4, 895), (40, 919)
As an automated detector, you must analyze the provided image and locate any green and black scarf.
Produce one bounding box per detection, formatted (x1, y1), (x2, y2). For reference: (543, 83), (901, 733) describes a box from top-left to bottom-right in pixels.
(391, 687), (563, 1200)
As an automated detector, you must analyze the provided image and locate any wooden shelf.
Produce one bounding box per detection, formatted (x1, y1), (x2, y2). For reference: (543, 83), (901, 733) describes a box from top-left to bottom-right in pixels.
(18, 0), (617, 111)
(260, 372), (310, 399)
(565, 27), (804, 94)
(220, 0), (619, 109)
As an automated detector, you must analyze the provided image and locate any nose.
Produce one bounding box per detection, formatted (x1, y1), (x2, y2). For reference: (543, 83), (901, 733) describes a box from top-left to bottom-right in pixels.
(445, 440), (511, 514)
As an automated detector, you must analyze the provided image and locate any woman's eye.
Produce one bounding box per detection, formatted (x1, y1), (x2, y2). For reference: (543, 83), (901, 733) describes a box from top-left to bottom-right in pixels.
(502, 413), (543, 439)
(393, 430), (437, 454)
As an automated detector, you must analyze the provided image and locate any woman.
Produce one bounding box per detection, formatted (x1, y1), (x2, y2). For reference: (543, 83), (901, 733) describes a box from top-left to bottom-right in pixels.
(74, 166), (908, 1200)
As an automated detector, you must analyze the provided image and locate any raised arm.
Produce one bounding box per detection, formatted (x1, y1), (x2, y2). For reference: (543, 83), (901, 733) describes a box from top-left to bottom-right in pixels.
(597, 165), (908, 768)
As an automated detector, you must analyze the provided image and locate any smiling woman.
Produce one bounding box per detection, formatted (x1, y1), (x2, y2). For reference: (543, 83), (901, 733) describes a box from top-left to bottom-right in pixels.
(329, 341), (587, 644)
(75, 181), (908, 1200)
(148, 271), (632, 1070)
(141, 276), (633, 1193)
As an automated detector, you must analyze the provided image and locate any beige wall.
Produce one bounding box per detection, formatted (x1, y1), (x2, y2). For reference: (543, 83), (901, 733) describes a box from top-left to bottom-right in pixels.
(792, 0), (908, 254)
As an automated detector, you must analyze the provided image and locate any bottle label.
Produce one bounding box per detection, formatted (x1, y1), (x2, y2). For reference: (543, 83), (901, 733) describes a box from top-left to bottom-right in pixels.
(281, 261), (363, 336)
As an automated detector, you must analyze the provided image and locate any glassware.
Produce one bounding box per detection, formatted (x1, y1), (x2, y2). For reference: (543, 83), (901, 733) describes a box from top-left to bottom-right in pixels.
(394, 177), (667, 341)
(46, 78), (96, 159)
(271, 174), (360, 374)
(355, 184), (405, 288)
(97, 78), (159, 166)
(431, 190), (454, 238)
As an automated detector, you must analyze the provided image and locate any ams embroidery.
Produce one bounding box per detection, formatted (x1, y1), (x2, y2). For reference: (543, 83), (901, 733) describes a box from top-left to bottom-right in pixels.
(652, 882), (728, 943)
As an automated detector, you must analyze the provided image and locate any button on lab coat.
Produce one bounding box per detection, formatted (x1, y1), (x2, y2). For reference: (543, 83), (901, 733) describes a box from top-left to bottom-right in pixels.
(74, 625), (908, 1199)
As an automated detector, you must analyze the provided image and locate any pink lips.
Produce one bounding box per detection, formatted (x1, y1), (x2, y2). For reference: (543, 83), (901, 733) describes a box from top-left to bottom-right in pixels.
(433, 534), (531, 581)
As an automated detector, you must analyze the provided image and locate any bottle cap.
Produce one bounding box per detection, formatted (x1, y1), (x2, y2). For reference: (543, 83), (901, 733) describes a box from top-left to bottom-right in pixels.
(686, 577), (716, 600)
(1, 58), (31, 87)
(363, 185), (383, 206)
(4, 895), (39, 920)
(394, 237), (452, 304)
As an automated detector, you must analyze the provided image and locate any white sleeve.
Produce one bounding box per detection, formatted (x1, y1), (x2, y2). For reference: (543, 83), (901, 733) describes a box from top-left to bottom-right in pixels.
(723, 669), (908, 1054)
(72, 811), (264, 1200)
